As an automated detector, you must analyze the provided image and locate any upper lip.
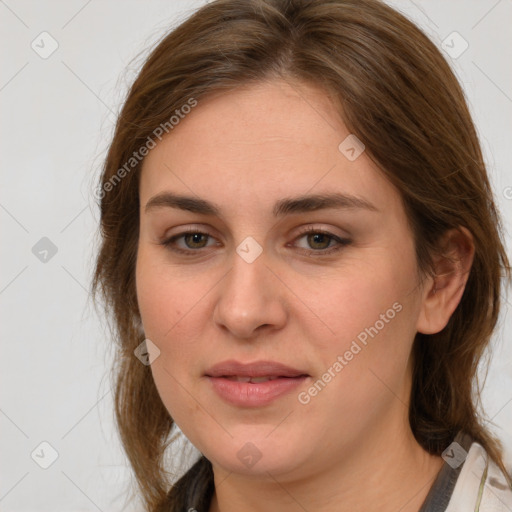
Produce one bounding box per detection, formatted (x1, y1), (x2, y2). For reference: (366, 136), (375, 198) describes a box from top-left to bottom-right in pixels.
(205, 360), (308, 378)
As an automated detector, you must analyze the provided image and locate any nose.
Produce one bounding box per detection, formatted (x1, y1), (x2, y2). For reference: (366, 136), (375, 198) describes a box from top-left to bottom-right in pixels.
(213, 246), (288, 340)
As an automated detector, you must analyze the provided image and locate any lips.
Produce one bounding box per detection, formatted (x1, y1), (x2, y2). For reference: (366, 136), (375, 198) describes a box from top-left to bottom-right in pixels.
(204, 360), (309, 407)
(205, 360), (308, 379)
(223, 375), (281, 383)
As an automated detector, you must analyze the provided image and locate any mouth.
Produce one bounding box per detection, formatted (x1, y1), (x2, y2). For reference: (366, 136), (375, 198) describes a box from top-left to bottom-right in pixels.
(220, 375), (300, 383)
(204, 360), (310, 407)
(205, 359), (309, 379)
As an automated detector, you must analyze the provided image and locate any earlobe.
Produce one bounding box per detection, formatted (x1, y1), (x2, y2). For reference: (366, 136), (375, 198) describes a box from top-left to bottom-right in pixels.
(416, 227), (475, 335)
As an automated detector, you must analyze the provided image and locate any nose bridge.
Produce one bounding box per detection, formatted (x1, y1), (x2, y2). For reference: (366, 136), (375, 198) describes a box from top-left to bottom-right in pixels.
(224, 242), (272, 312)
(232, 241), (269, 294)
(226, 232), (269, 292)
(213, 240), (286, 337)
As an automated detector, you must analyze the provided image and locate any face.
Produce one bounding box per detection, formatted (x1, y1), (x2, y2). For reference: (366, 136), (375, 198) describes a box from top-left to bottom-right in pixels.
(136, 79), (427, 480)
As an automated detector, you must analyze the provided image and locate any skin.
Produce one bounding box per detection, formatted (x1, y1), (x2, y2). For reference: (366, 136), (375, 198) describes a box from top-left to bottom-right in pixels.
(135, 78), (475, 512)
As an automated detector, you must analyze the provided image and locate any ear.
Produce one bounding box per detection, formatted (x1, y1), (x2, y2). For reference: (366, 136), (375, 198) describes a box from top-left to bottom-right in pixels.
(416, 227), (475, 335)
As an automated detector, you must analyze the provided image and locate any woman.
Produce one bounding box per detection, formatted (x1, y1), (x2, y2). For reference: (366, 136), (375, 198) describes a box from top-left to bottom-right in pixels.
(92, 0), (512, 510)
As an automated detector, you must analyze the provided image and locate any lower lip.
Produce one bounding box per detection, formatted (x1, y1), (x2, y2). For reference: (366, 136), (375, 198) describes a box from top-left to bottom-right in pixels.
(206, 376), (308, 407)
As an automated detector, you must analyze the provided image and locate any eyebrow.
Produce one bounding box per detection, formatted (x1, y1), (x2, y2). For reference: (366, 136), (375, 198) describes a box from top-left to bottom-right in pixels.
(144, 191), (379, 216)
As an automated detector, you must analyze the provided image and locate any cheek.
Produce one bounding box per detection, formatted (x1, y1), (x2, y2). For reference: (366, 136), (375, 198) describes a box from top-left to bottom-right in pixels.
(135, 253), (201, 423)
(136, 245), (205, 347)
(306, 253), (419, 398)
(135, 254), (194, 409)
(309, 257), (412, 348)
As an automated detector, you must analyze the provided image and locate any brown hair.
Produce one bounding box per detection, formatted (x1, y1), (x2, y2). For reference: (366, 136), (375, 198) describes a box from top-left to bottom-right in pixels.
(92, 0), (512, 509)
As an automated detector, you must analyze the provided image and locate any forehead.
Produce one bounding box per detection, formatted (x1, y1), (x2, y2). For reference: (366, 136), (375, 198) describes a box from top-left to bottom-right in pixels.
(146, 79), (344, 159)
(139, 79), (403, 221)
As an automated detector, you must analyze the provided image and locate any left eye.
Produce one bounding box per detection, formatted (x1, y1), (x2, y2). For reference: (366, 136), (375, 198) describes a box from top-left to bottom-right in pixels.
(291, 229), (351, 255)
(296, 231), (337, 250)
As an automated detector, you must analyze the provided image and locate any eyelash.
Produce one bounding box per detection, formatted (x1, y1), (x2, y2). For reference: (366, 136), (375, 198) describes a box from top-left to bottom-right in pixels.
(159, 226), (351, 257)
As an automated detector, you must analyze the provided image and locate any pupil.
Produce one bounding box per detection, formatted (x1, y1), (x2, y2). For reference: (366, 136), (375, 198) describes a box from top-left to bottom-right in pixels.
(309, 233), (329, 249)
(186, 233), (206, 248)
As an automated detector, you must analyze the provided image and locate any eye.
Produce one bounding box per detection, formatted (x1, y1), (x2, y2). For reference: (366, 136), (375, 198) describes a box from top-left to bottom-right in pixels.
(160, 228), (218, 254)
(291, 226), (351, 256)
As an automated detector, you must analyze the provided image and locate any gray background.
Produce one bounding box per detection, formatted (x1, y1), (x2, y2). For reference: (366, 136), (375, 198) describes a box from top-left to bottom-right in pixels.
(1, 0), (511, 510)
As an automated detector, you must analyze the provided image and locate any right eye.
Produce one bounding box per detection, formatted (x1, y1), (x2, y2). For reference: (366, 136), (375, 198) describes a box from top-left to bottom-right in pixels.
(160, 229), (219, 254)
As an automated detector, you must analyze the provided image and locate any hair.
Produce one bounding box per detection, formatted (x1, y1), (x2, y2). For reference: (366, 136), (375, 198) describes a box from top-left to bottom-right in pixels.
(91, 0), (512, 510)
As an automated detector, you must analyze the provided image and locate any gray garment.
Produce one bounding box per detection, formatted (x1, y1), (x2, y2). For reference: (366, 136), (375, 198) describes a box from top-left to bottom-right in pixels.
(418, 431), (474, 511)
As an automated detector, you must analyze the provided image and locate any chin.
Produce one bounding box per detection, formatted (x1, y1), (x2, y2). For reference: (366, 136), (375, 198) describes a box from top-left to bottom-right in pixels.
(201, 430), (309, 478)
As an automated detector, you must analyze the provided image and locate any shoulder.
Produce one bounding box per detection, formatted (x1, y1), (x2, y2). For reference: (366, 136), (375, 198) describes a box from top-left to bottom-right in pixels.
(446, 440), (512, 511)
